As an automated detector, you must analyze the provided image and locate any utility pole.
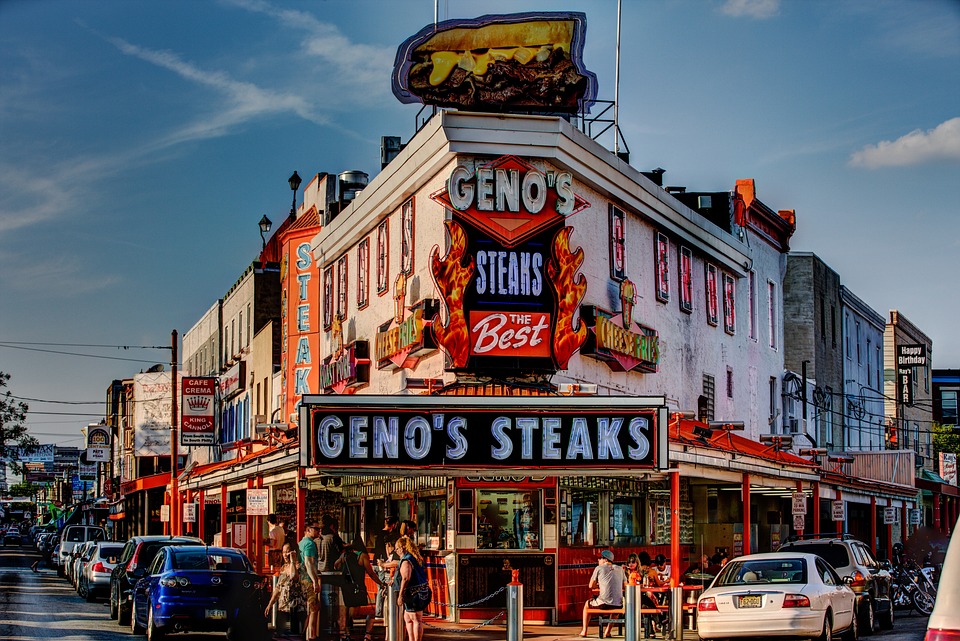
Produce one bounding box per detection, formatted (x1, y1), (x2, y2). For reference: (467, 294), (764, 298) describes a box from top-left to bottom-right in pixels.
(170, 330), (179, 537)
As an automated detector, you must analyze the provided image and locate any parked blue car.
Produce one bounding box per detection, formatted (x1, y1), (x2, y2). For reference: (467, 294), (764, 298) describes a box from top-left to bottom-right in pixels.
(130, 545), (268, 641)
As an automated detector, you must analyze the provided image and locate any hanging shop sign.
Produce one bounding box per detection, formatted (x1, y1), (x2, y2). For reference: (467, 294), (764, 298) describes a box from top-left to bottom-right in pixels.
(181, 376), (217, 446)
(85, 425), (111, 463)
(301, 395), (668, 472)
(376, 294), (440, 370)
(392, 11), (597, 114)
(319, 340), (370, 394)
(429, 155), (589, 372)
(831, 500), (845, 522)
(247, 489), (269, 516)
(219, 362), (244, 398)
(898, 367), (913, 406)
(897, 344), (927, 367)
(579, 304), (659, 373)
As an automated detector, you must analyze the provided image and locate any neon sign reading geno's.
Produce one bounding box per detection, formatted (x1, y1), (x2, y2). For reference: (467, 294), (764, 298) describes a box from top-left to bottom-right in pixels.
(310, 410), (656, 468)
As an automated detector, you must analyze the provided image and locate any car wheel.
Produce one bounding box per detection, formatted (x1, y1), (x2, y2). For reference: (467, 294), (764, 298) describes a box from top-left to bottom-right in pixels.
(843, 611), (859, 641)
(109, 585), (119, 619)
(818, 613), (833, 641)
(130, 600), (145, 635)
(878, 600), (894, 630)
(77, 576), (87, 599)
(147, 605), (165, 641)
(858, 598), (875, 636)
(84, 578), (96, 603)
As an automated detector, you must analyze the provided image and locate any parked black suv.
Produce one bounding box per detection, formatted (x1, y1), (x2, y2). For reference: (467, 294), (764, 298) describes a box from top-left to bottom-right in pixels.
(109, 535), (204, 625)
(780, 534), (894, 634)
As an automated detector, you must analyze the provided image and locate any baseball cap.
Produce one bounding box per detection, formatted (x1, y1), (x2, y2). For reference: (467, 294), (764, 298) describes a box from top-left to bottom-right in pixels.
(599, 550), (614, 562)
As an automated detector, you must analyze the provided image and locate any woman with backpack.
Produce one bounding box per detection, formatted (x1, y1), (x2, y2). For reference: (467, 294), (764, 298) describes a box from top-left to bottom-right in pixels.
(396, 535), (431, 641)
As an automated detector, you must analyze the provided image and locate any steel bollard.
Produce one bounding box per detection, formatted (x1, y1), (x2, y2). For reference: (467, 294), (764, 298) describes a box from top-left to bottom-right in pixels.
(387, 567), (400, 641)
(507, 570), (524, 641)
(270, 574), (279, 630)
(625, 580), (639, 641)
(685, 589), (697, 631)
(670, 587), (683, 640)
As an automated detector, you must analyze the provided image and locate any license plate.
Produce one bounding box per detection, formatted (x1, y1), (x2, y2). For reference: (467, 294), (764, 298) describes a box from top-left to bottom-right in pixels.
(738, 595), (762, 608)
(206, 609), (227, 620)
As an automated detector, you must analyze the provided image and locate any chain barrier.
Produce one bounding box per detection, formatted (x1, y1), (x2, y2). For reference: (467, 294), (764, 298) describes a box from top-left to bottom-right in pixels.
(418, 584), (509, 633)
(431, 585), (507, 609)
(423, 610), (505, 632)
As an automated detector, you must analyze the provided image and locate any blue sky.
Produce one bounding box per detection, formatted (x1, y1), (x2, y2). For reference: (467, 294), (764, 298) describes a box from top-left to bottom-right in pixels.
(1, 0), (958, 448)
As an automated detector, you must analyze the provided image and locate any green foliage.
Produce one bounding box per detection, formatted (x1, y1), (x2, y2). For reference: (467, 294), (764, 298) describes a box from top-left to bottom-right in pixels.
(0, 371), (39, 475)
(9, 481), (40, 497)
(932, 422), (960, 455)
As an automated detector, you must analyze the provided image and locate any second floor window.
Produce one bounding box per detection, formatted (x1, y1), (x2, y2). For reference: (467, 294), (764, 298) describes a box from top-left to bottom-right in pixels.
(705, 263), (719, 326)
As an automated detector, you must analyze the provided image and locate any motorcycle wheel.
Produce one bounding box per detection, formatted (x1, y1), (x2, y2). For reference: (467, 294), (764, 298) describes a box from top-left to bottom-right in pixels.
(912, 589), (935, 616)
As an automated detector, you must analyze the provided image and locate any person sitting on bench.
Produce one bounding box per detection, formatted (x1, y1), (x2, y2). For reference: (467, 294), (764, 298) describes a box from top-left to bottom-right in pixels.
(579, 550), (626, 637)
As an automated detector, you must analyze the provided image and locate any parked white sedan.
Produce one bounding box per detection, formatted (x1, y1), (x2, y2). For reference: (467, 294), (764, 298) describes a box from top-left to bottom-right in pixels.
(698, 552), (857, 641)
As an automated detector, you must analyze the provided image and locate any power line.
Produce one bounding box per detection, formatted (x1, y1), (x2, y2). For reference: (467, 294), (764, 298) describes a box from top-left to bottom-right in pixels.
(10, 395), (102, 405)
(0, 343), (174, 365)
(0, 341), (170, 349)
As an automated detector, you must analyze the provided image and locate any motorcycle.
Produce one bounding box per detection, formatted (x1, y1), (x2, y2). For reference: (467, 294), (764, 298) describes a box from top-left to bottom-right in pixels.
(890, 559), (937, 616)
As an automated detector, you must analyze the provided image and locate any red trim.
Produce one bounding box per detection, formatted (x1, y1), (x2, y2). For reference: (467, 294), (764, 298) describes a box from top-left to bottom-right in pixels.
(120, 472), (169, 495)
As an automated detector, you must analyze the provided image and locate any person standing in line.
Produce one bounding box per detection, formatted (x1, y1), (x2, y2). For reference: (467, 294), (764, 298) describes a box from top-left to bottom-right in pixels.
(396, 535), (429, 641)
(299, 522), (322, 641)
(579, 550), (626, 637)
(267, 513), (286, 569)
(374, 516), (400, 618)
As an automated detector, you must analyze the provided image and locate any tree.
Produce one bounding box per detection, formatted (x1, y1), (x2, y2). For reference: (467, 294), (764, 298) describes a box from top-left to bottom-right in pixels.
(9, 480), (40, 498)
(0, 371), (39, 475)
(932, 422), (960, 456)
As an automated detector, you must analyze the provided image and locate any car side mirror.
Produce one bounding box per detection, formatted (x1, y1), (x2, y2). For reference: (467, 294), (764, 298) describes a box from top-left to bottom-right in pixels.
(843, 576), (854, 585)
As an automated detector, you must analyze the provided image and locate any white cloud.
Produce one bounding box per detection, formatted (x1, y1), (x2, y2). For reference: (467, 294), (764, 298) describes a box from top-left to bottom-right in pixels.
(720, 0), (780, 19)
(849, 117), (960, 168)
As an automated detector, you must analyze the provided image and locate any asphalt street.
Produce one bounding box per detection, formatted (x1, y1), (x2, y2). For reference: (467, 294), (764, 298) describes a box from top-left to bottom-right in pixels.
(0, 542), (932, 641)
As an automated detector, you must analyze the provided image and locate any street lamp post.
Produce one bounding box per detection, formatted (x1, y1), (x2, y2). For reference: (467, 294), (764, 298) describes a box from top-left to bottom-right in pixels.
(288, 171), (301, 219)
(258, 215), (272, 250)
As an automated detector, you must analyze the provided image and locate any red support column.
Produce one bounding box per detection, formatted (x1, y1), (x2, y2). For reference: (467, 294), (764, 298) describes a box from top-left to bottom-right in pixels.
(246, 478), (254, 567)
(670, 468), (681, 586)
(743, 473), (751, 555)
(185, 489), (193, 536)
(886, 500), (894, 561)
(813, 481), (821, 535)
(796, 480), (805, 539)
(902, 503), (909, 542)
(934, 493), (941, 532)
(836, 488), (844, 535)
(220, 484), (228, 546)
(870, 496), (877, 556)
(296, 469), (306, 543)
(197, 490), (205, 542)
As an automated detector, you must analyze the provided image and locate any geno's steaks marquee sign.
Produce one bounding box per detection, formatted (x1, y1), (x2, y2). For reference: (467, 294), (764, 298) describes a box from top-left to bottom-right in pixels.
(300, 395), (668, 471)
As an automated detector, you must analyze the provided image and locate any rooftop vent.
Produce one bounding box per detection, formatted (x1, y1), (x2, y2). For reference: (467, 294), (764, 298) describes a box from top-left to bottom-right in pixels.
(641, 168), (665, 187)
(338, 170), (369, 205)
(665, 186), (686, 194)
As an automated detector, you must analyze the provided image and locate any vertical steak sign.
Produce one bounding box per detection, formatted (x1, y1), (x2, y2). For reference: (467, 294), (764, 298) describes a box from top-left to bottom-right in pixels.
(429, 155), (589, 371)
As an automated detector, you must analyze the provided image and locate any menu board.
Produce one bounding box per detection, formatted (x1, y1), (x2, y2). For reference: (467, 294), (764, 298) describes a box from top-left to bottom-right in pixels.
(457, 553), (555, 608)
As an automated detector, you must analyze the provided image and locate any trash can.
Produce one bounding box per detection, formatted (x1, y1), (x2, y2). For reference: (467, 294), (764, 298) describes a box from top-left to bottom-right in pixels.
(319, 572), (344, 641)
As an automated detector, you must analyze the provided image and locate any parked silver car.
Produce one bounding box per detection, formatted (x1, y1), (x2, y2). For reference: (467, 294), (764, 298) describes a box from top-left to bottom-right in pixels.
(78, 541), (124, 602)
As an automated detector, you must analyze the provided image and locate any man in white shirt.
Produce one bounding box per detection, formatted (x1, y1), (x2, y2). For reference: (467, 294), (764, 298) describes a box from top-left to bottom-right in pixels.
(266, 513), (285, 568)
(579, 549), (626, 637)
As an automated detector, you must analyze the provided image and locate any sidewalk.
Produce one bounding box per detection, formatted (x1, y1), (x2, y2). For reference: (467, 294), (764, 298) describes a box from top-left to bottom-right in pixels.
(273, 617), (702, 641)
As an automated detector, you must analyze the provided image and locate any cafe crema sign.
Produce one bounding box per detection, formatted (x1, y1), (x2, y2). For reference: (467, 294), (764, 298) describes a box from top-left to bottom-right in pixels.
(300, 395), (667, 471)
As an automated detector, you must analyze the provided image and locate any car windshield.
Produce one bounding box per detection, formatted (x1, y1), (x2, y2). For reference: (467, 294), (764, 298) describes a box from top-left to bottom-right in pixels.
(788, 543), (850, 569)
(172, 550), (249, 572)
(715, 559), (807, 586)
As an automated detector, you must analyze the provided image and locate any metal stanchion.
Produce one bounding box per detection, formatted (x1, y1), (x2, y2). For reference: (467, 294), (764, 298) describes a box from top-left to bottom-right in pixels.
(387, 568), (400, 641)
(507, 570), (523, 641)
(670, 586), (683, 640)
(271, 574), (279, 630)
(625, 575), (639, 641)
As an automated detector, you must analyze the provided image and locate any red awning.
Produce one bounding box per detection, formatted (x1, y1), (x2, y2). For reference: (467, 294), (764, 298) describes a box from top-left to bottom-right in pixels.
(120, 472), (170, 495)
(671, 417), (818, 468)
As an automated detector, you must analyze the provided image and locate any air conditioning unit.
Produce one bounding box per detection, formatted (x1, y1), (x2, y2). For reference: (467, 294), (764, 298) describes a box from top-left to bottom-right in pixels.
(787, 417), (800, 433)
(254, 415), (267, 425)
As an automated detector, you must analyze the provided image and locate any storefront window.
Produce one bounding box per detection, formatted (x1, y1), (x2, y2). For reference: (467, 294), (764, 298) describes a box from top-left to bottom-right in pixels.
(416, 496), (447, 550)
(612, 497), (644, 546)
(476, 490), (541, 550)
(568, 490), (600, 546)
